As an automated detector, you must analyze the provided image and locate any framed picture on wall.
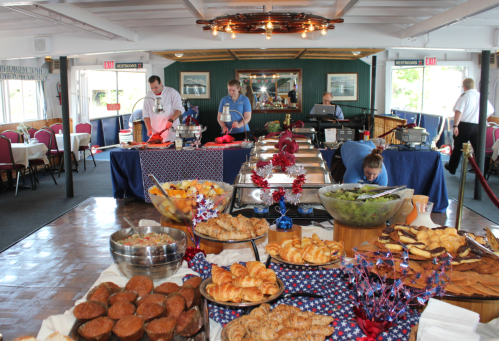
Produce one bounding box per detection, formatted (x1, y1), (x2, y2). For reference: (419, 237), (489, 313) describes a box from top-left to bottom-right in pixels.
(180, 71), (210, 99)
(327, 73), (358, 101)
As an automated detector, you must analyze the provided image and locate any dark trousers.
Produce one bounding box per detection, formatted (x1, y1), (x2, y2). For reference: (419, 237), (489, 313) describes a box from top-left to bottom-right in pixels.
(230, 132), (248, 141)
(448, 121), (480, 172)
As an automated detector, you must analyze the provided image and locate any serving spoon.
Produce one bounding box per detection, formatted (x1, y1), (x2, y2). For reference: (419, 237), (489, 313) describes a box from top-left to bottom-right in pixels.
(355, 185), (406, 201)
(123, 216), (143, 238)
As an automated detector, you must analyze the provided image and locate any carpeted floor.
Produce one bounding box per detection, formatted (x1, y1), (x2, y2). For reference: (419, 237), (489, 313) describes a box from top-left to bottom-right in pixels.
(442, 154), (499, 224)
(0, 160), (113, 252)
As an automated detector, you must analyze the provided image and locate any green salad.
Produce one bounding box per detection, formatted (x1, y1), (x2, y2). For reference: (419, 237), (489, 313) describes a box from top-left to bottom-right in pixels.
(322, 186), (402, 226)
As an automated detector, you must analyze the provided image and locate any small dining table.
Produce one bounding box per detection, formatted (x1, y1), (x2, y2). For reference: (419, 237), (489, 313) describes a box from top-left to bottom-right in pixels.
(11, 142), (49, 166)
(55, 133), (91, 161)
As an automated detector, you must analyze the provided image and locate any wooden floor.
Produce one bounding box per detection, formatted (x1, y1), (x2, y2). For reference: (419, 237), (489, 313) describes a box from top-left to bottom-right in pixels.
(0, 197), (497, 340)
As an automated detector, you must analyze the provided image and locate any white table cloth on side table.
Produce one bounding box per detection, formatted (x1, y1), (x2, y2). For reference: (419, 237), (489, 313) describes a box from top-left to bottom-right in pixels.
(55, 133), (91, 161)
(10, 143), (49, 167)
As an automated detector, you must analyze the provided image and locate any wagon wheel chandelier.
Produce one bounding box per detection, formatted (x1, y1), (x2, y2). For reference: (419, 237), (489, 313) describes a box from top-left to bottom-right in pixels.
(196, 7), (344, 40)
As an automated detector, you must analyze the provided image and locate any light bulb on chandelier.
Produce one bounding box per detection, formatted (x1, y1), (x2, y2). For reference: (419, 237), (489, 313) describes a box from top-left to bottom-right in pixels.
(302, 31), (307, 38)
(267, 21), (273, 29)
(225, 25), (232, 32)
(309, 23), (314, 31)
(212, 27), (218, 36)
(231, 32), (236, 39)
(321, 28), (327, 35)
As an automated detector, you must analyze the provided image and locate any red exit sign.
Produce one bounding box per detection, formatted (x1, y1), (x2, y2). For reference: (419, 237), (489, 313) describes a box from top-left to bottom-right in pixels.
(425, 57), (437, 66)
(104, 60), (115, 69)
(107, 103), (121, 111)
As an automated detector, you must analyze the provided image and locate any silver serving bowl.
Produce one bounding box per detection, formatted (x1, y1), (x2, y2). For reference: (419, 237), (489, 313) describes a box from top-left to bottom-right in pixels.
(110, 226), (187, 279)
(318, 184), (405, 227)
(173, 125), (207, 139)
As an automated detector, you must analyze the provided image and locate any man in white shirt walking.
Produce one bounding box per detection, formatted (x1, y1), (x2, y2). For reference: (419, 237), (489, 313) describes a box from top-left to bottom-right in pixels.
(143, 75), (184, 142)
(445, 78), (494, 174)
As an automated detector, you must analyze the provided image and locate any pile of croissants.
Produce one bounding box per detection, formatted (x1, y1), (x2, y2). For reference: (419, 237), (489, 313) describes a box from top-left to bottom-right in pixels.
(206, 261), (279, 303)
(224, 303), (335, 341)
(265, 234), (345, 264)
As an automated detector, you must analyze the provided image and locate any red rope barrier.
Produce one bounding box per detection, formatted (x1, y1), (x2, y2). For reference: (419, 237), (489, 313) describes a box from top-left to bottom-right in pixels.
(467, 156), (499, 209)
(377, 123), (417, 138)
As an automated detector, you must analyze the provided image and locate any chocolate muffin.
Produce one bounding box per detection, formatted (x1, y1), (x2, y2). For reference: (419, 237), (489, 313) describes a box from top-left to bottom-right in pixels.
(108, 290), (137, 306)
(107, 301), (136, 321)
(165, 293), (186, 320)
(87, 284), (111, 306)
(73, 301), (107, 323)
(154, 282), (180, 296)
(136, 293), (167, 307)
(136, 302), (166, 322)
(144, 317), (177, 341)
(125, 276), (153, 297)
(112, 315), (144, 341)
(78, 316), (114, 341)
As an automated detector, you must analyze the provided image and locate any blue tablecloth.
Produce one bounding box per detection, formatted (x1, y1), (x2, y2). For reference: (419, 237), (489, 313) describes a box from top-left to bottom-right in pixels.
(110, 147), (448, 212)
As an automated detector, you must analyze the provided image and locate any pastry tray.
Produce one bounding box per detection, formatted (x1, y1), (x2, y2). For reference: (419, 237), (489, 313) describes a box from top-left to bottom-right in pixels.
(193, 230), (267, 244)
(270, 254), (342, 267)
(69, 297), (210, 341)
(199, 277), (285, 308)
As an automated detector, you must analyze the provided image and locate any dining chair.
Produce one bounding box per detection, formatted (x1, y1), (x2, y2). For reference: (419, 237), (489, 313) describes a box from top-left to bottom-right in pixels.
(29, 129), (57, 188)
(50, 123), (63, 135)
(75, 122), (96, 171)
(0, 136), (33, 196)
(28, 128), (38, 139)
(46, 126), (78, 176)
(0, 130), (21, 144)
(486, 124), (499, 180)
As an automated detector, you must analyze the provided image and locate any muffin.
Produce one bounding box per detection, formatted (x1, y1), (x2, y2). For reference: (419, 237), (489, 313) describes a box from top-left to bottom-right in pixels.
(136, 293), (167, 307)
(73, 301), (107, 323)
(183, 276), (203, 289)
(112, 315), (144, 341)
(154, 282), (180, 296)
(178, 285), (198, 309)
(103, 282), (121, 294)
(78, 316), (114, 341)
(175, 307), (203, 337)
(108, 290), (137, 306)
(136, 302), (166, 322)
(125, 276), (153, 297)
(165, 293), (186, 320)
(144, 317), (177, 341)
(87, 284), (111, 306)
(107, 301), (136, 321)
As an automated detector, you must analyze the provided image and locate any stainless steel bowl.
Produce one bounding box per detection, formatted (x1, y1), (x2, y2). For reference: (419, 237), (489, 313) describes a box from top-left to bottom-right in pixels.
(173, 125), (206, 139)
(110, 226), (187, 279)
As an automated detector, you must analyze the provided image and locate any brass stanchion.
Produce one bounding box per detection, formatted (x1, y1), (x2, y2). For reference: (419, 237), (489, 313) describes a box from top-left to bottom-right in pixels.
(455, 143), (471, 230)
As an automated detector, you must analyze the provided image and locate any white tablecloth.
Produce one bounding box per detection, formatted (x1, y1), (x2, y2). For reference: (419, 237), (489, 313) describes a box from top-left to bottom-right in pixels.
(36, 222), (335, 341)
(492, 139), (499, 161)
(55, 133), (91, 161)
(8, 143), (49, 167)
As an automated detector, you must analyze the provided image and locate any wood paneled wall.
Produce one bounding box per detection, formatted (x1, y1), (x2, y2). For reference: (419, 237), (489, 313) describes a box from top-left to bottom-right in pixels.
(0, 118), (73, 136)
(374, 115), (407, 144)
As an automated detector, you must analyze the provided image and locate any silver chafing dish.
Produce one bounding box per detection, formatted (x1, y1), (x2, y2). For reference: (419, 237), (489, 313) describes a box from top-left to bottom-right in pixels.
(251, 148), (323, 158)
(256, 140), (315, 148)
(248, 156), (326, 168)
(172, 124), (206, 139)
(253, 144), (315, 152)
(259, 136), (312, 144)
(395, 126), (429, 148)
(292, 127), (316, 140)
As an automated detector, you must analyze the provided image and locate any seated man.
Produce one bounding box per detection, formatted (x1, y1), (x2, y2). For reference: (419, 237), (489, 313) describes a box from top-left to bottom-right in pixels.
(310, 92), (344, 121)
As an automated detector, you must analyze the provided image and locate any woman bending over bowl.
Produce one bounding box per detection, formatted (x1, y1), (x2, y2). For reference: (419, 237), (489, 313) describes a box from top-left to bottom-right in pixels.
(330, 140), (388, 186)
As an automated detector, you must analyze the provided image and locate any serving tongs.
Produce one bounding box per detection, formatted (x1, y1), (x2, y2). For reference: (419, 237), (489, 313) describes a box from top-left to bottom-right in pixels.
(355, 185), (406, 201)
(465, 233), (499, 260)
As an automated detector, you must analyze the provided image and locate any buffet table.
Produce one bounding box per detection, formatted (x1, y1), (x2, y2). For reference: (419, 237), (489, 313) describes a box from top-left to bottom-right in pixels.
(110, 146), (448, 212)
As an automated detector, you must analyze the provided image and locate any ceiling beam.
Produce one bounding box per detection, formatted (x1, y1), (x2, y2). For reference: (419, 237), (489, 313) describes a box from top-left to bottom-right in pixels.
(400, 0), (499, 39)
(181, 0), (212, 20)
(327, 0), (360, 19)
(39, 3), (137, 41)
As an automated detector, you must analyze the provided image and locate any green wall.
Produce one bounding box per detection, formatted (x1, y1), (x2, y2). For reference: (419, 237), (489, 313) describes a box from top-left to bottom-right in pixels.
(164, 58), (371, 142)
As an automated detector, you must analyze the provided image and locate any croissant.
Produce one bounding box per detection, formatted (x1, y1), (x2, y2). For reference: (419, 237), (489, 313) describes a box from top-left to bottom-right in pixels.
(236, 315), (261, 333)
(280, 238), (293, 248)
(280, 246), (303, 264)
(301, 245), (330, 264)
(308, 325), (335, 336)
(265, 242), (281, 257)
(301, 237), (313, 248)
(250, 320), (281, 341)
(240, 287), (264, 302)
(282, 314), (313, 329)
(230, 263), (249, 278)
(226, 323), (247, 341)
(249, 303), (271, 320)
(292, 236), (302, 248)
(258, 281), (279, 295)
(311, 315), (334, 325)
(265, 269), (277, 284)
(276, 327), (306, 339)
(232, 276), (263, 288)
(268, 305), (300, 322)
(207, 283), (242, 302)
(312, 234), (321, 243)
(246, 261), (268, 280)
(212, 264), (233, 285)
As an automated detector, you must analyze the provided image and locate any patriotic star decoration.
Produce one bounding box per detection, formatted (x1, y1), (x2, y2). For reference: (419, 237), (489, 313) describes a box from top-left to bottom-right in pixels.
(192, 194), (219, 228)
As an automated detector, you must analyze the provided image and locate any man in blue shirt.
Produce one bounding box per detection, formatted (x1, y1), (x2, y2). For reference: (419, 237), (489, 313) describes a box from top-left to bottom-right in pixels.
(218, 79), (252, 141)
(340, 140), (388, 185)
(310, 92), (344, 120)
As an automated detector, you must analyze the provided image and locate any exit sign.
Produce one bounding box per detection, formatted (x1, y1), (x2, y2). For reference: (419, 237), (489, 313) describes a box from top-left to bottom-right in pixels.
(425, 57), (437, 66)
(107, 103), (121, 111)
(104, 60), (115, 69)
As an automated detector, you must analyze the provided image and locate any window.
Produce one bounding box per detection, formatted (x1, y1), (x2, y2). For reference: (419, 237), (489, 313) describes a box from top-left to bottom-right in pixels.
(391, 66), (468, 116)
(78, 70), (147, 120)
(0, 80), (45, 123)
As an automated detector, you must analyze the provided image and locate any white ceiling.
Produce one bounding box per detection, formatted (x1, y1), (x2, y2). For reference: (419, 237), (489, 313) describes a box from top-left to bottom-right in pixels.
(0, 0), (498, 59)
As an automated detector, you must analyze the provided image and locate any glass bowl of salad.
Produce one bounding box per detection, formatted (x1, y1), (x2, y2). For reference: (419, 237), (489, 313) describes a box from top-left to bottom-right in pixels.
(318, 184), (405, 227)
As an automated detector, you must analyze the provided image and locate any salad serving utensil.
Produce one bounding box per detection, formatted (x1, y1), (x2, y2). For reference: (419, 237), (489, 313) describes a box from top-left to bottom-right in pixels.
(123, 217), (143, 238)
(355, 185), (406, 201)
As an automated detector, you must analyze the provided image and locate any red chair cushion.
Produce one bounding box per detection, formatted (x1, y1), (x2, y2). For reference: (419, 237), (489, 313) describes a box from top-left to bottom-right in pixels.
(50, 150), (64, 156)
(29, 159), (45, 165)
(78, 146), (90, 150)
(0, 164), (25, 170)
